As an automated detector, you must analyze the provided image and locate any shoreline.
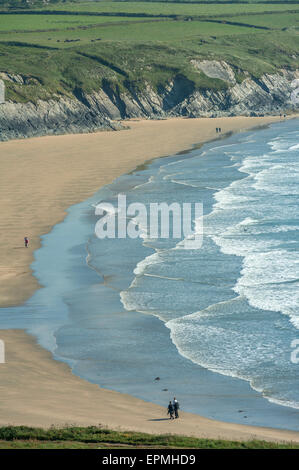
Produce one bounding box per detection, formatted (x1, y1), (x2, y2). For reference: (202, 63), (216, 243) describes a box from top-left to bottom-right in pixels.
(1, 115), (299, 442)
(1, 328), (299, 443)
(0, 115), (291, 308)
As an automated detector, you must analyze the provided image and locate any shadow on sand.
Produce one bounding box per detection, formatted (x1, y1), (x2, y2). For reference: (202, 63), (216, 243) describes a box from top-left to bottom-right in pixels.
(147, 418), (171, 422)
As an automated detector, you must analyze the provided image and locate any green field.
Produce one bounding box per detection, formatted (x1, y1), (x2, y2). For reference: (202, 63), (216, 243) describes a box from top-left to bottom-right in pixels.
(0, 14), (160, 32)
(0, 2), (298, 48)
(217, 12), (299, 28)
(0, 0), (298, 104)
(0, 18), (262, 46)
(33, 1), (299, 16)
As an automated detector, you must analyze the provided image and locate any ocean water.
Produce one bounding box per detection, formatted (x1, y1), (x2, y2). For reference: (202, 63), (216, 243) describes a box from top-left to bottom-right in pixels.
(1, 119), (299, 429)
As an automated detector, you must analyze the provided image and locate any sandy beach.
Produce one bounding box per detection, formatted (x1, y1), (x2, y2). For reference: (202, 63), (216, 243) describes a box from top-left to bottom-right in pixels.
(0, 116), (286, 308)
(1, 115), (299, 443)
(2, 328), (299, 444)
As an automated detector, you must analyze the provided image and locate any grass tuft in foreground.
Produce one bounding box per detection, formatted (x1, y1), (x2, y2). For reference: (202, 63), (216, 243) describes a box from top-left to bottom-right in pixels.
(0, 426), (298, 449)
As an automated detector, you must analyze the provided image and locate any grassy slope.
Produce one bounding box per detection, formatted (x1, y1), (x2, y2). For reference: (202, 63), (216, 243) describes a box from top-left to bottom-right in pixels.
(0, 426), (299, 449)
(0, 1), (298, 104)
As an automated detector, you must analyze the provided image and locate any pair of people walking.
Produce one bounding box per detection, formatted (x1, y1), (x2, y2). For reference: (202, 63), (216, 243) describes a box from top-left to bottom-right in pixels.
(167, 397), (180, 420)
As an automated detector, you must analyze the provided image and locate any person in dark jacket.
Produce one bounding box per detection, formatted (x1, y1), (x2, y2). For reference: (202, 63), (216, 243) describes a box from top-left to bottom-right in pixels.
(173, 397), (180, 418)
(167, 401), (174, 419)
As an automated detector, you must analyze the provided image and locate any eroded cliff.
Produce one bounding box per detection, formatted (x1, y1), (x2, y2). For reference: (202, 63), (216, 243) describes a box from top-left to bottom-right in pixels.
(0, 62), (298, 141)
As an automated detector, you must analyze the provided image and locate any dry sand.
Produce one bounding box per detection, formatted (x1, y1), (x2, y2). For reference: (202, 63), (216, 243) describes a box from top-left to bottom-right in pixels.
(1, 115), (298, 443)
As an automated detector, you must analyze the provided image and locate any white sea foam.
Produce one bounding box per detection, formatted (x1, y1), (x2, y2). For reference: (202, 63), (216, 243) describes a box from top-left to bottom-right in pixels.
(131, 175), (156, 191)
(119, 122), (299, 410)
(234, 250), (299, 318)
(289, 143), (299, 151)
(165, 295), (299, 409)
(133, 251), (162, 276)
(209, 143), (299, 326)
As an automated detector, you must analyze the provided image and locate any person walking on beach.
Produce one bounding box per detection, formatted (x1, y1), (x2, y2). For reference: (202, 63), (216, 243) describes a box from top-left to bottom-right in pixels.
(173, 397), (180, 419)
(167, 401), (174, 420)
(24, 236), (29, 248)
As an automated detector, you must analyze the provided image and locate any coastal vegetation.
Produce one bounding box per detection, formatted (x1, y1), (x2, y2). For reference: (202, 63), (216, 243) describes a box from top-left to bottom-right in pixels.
(0, 425), (298, 449)
(0, 0), (298, 104)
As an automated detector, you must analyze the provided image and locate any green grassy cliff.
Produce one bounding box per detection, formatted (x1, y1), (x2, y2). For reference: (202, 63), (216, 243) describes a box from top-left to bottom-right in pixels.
(0, 1), (298, 103)
(0, 1), (298, 140)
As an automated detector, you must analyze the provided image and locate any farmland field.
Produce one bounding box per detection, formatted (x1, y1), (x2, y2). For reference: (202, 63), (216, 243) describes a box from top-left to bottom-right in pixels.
(217, 12), (299, 28)
(33, 1), (299, 16)
(0, 14), (159, 32)
(0, 19), (260, 47)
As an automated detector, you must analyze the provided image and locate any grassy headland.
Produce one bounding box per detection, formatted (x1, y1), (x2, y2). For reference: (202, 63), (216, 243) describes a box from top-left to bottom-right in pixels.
(0, 0), (298, 104)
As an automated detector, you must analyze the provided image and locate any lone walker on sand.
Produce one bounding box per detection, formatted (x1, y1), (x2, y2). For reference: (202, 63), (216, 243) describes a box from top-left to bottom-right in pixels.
(173, 397), (180, 419)
(24, 236), (29, 248)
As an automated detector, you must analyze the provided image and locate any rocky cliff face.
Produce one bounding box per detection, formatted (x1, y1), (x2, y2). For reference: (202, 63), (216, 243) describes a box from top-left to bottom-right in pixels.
(0, 62), (298, 141)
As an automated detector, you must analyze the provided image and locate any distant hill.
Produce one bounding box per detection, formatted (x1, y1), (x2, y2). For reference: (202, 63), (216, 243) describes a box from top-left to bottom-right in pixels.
(0, 0), (298, 139)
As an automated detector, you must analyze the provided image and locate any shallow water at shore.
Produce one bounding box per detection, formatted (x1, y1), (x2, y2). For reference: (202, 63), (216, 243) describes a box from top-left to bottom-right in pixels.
(0, 119), (299, 430)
